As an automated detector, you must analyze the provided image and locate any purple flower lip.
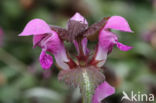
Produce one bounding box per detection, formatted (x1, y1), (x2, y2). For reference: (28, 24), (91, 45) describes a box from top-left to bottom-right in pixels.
(39, 50), (53, 70)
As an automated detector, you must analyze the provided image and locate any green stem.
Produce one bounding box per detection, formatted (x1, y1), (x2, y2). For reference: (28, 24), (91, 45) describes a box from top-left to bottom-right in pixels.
(81, 69), (94, 103)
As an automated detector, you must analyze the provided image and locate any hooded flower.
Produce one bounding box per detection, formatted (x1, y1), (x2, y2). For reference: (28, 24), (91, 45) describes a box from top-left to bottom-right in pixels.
(19, 19), (69, 70)
(95, 16), (133, 67)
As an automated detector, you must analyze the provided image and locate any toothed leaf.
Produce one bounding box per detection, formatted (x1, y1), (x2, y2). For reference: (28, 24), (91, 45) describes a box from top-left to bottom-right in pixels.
(67, 20), (88, 41)
(58, 66), (105, 103)
(50, 25), (69, 41)
(84, 17), (109, 41)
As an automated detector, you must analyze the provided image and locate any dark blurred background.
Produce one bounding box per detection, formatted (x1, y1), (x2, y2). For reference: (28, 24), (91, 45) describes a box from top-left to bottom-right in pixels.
(0, 0), (156, 103)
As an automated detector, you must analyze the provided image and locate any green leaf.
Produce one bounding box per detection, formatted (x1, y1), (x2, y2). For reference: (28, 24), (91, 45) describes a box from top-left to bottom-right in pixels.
(58, 66), (105, 103)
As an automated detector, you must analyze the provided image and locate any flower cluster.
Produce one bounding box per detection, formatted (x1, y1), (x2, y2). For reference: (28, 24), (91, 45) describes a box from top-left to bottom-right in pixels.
(19, 12), (133, 103)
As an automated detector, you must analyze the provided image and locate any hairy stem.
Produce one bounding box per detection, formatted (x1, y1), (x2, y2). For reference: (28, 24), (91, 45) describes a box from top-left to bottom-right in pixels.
(81, 69), (94, 103)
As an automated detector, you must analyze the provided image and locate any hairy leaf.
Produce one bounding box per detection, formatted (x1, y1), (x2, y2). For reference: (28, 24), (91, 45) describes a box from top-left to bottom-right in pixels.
(58, 66), (105, 103)
(84, 17), (110, 41)
(50, 25), (69, 41)
(67, 20), (88, 41)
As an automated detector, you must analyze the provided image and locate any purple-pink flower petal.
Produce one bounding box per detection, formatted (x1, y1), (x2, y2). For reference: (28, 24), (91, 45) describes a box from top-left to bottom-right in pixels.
(33, 35), (45, 47)
(95, 30), (117, 67)
(45, 31), (63, 54)
(96, 29), (133, 67)
(70, 12), (88, 25)
(116, 42), (133, 51)
(54, 47), (70, 70)
(92, 81), (115, 103)
(99, 30), (118, 50)
(73, 38), (89, 55)
(39, 50), (53, 70)
(104, 16), (133, 32)
(82, 38), (90, 55)
(33, 30), (62, 54)
(42, 31), (69, 70)
(95, 46), (108, 67)
(19, 19), (52, 36)
(33, 30), (69, 70)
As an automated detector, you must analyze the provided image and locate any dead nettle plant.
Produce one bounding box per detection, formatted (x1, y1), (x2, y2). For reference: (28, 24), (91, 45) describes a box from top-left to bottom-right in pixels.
(19, 12), (133, 103)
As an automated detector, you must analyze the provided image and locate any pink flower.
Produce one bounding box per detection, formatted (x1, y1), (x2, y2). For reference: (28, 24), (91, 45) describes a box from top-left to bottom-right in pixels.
(92, 81), (115, 103)
(95, 16), (133, 67)
(19, 19), (69, 70)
